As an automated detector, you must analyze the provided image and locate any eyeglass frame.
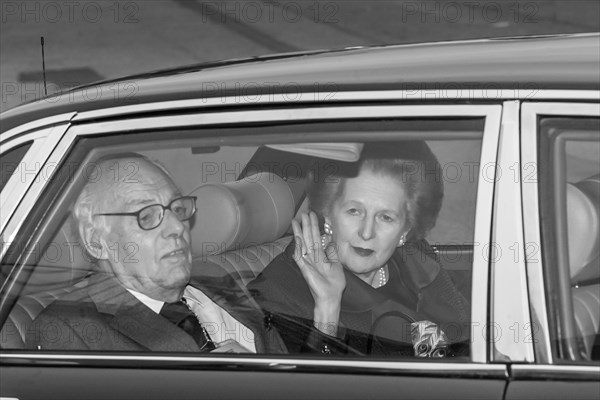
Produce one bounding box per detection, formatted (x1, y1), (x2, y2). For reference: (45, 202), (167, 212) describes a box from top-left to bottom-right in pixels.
(94, 196), (197, 231)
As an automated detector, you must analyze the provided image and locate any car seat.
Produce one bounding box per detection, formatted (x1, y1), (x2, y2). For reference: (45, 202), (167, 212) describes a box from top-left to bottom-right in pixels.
(190, 171), (295, 284)
(0, 216), (95, 348)
(568, 174), (600, 359)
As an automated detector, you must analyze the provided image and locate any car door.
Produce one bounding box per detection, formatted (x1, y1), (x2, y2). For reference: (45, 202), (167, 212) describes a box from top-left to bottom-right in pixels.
(1, 94), (507, 399)
(503, 102), (600, 400)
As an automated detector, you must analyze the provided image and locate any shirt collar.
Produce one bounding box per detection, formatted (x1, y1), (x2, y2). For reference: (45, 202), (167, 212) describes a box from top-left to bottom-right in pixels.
(126, 288), (165, 314)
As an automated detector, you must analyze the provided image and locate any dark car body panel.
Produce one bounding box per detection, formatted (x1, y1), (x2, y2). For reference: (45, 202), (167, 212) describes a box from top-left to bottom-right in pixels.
(1, 365), (507, 400)
(2, 34), (599, 133)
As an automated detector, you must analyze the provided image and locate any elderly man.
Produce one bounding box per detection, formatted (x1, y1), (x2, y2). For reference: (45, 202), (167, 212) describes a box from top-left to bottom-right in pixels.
(26, 154), (286, 353)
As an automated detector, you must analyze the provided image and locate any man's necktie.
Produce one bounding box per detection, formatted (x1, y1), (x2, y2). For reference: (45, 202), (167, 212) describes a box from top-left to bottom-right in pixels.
(159, 299), (216, 352)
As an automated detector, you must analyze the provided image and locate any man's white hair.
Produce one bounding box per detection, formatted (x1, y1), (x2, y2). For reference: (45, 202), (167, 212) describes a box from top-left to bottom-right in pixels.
(72, 153), (176, 258)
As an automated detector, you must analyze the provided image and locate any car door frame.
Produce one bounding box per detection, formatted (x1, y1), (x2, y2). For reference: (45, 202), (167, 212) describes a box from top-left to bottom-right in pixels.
(503, 101), (600, 400)
(1, 95), (506, 398)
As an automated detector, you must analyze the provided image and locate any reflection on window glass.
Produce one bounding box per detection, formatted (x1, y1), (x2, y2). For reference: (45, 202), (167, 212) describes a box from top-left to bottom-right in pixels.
(1, 122), (482, 361)
(0, 142), (32, 192)
(540, 117), (600, 363)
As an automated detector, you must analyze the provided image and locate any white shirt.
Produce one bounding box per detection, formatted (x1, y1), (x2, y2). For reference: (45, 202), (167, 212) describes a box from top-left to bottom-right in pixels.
(126, 289), (163, 314)
(126, 287), (256, 353)
(183, 286), (256, 353)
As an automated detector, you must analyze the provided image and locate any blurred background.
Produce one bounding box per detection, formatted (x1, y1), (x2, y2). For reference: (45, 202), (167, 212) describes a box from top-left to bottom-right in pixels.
(1, 0), (599, 112)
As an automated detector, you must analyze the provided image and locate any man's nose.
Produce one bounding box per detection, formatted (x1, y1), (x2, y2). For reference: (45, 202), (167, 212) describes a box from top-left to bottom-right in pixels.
(161, 209), (186, 238)
(359, 217), (376, 241)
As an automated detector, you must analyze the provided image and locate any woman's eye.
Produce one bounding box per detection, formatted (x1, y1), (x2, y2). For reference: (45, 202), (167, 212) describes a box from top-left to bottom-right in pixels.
(380, 214), (394, 222)
(347, 208), (360, 215)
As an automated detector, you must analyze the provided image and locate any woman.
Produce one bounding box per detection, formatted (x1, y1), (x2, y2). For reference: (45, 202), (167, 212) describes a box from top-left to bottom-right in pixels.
(248, 141), (470, 356)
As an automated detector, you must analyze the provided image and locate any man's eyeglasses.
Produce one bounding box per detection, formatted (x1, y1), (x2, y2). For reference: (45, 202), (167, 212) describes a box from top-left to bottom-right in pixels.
(95, 196), (197, 231)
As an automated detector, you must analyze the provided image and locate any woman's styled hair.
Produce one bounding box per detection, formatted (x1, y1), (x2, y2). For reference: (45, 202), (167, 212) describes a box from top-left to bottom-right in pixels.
(306, 141), (444, 242)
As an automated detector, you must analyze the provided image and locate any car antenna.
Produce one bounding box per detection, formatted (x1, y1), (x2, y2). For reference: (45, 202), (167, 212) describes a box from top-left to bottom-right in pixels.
(40, 36), (48, 96)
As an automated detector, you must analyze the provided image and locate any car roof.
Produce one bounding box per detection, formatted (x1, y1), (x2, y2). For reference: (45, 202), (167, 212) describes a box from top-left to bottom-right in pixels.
(2, 33), (599, 134)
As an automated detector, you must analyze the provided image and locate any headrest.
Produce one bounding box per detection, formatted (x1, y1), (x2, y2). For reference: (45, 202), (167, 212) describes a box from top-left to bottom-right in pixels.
(567, 174), (600, 283)
(190, 172), (294, 256)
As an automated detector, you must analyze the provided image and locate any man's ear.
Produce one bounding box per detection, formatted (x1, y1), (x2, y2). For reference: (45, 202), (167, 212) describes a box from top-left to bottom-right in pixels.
(81, 221), (109, 260)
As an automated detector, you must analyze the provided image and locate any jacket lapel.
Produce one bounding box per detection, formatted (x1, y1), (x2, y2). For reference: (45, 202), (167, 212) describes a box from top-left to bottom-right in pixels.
(87, 274), (201, 352)
(341, 269), (389, 312)
(396, 240), (442, 290)
(340, 261), (419, 342)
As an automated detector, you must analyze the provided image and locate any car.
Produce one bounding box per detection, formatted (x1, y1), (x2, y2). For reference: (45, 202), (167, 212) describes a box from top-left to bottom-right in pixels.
(1, 33), (599, 399)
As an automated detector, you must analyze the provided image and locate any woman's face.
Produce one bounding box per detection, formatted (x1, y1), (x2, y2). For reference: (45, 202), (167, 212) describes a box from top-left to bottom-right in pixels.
(327, 167), (409, 281)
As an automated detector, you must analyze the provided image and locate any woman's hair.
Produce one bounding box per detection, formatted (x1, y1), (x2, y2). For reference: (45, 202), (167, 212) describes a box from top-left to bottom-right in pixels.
(306, 141), (444, 242)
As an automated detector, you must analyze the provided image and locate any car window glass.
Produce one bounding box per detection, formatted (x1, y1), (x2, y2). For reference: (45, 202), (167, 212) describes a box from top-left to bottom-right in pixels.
(539, 117), (600, 364)
(0, 142), (33, 192)
(0, 120), (482, 361)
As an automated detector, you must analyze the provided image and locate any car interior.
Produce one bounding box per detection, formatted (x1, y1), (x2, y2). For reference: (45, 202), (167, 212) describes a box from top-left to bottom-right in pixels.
(0, 120), (486, 354)
(567, 167), (600, 360)
(541, 119), (600, 362)
(1, 118), (598, 362)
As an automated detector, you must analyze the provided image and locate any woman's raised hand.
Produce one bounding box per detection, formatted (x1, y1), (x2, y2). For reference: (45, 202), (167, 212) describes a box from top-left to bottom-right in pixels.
(292, 211), (345, 337)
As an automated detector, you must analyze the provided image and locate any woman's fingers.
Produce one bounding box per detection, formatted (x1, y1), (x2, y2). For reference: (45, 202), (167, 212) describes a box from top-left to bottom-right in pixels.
(293, 216), (317, 266)
(309, 212), (322, 251)
(301, 212), (323, 261)
(293, 218), (319, 284)
(292, 213), (346, 312)
(291, 219), (305, 262)
(294, 211), (334, 267)
(300, 213), (314, 255)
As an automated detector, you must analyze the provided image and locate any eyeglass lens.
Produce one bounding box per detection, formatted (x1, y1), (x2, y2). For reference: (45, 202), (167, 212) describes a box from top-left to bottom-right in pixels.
(138, 197), (195, 230)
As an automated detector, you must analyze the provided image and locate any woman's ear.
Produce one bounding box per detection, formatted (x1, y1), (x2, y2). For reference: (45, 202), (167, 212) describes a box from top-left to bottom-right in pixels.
(398, 231), (408, 247)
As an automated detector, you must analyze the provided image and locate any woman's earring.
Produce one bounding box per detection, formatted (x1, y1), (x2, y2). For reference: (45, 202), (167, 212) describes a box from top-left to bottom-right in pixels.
(322, 222), (333, 249)
(398, 235), (405, 247)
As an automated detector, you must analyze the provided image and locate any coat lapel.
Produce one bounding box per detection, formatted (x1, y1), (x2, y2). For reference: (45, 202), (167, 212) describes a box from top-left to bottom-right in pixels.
(396, 240), (442, 290)
(339, 261), (419, 343)
(87, 274), (201, 352)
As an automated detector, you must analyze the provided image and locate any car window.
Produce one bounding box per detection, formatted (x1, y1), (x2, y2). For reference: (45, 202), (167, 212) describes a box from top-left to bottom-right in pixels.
(0, 142), (33, 192)
(0, 118), (484, 362)
(538, 116), (600, 364)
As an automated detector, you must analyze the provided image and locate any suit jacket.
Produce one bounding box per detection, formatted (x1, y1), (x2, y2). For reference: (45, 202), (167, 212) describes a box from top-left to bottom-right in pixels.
(248, 240), (470, 356)
(26, 267), (287, 354)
